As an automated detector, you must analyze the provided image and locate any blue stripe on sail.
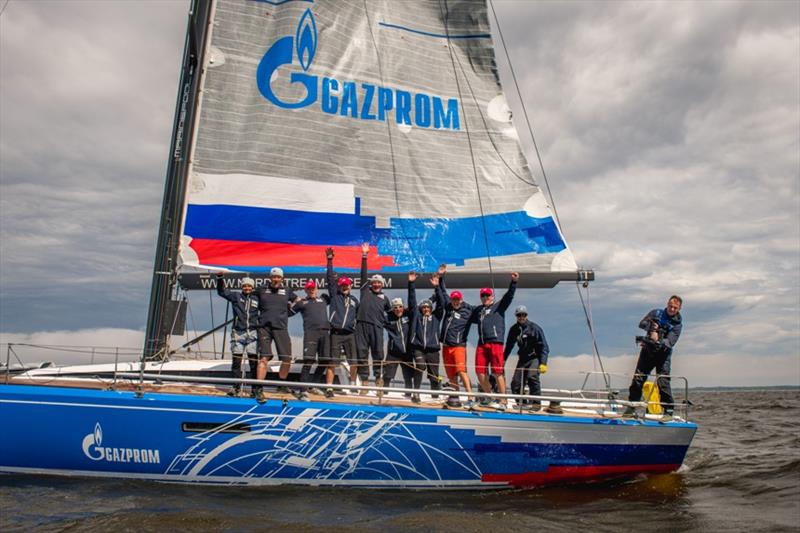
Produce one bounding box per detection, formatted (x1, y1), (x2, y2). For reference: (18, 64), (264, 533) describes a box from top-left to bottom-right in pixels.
(378, 22), (491, 40)
(184, 204), (388, 246)
(184, 204), (566, 270)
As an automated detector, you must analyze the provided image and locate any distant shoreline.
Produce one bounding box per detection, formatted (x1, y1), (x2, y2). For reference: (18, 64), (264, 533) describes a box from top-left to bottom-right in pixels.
(689, 386), (799, 392)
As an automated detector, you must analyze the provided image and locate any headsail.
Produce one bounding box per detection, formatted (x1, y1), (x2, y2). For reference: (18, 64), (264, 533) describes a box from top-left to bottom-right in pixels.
(177, 0), (583, 288)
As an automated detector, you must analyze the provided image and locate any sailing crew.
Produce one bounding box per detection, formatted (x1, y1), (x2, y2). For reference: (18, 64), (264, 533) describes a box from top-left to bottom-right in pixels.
(290, 280), (331, 399)
(464, 272), (519, 411)
(326, 247), (359, 398)
(356, 243), (392, 394)
(504, 305), (557, 412)
(255, 267), (299, 401)
(625, 296), (683, 420)
(432, 265), (474, 408)
(409, 281), (445, 403)
(215, 273), (259, 397)
(382, 272), (418, 399)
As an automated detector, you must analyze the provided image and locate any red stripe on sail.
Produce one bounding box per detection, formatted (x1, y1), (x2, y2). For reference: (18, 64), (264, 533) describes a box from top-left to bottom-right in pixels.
(481, 464), (680, 487)
(188, 239), (397, 269)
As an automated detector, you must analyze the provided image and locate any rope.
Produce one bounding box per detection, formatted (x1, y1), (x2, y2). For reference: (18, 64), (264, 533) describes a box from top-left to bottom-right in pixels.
(362, 0), (420, 270)
(576, 281), (611, 391)
(439, 0), (496, 290)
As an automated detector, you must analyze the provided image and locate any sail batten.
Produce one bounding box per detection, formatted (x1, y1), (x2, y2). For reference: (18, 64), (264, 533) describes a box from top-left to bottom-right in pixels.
(178, 0), (580, 282)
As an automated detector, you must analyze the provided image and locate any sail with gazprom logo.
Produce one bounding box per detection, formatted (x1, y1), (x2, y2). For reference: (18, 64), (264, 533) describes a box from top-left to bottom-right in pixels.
(256, 9), (460, 131)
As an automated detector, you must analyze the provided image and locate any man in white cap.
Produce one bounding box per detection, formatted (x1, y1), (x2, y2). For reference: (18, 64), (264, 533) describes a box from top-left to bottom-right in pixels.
(255, 266), (299, 401)
(504, 305), (554, 412)
(354, 243), (392, 393)
(382, 272), (419, 397)
(215, 273), (259, 397)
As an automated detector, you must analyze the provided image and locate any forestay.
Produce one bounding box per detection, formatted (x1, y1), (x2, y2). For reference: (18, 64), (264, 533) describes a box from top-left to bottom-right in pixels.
(178, 0), (581, 288)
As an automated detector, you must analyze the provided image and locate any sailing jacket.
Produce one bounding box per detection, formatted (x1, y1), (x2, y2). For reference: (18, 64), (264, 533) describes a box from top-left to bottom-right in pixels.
(292, 295), (331, 332)
(435, 276), (474, 347)
(256, 285), (297, 330)
(504, 319), (549, 364)
(639, 308), (682, 353)
(409, 294), (444, 351)
(216, 284), (260, 332)
(385, 281), (416, 355)
(464, 280), (517, 344)
(326, 258), (359, 332)
(356, 255), (391, 327)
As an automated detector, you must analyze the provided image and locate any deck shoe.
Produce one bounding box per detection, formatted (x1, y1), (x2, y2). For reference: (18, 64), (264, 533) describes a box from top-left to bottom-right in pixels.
(411, 394), (422, 404)
(622, 406), (636, 418)
(293, 390), (309, 401)
(308, 387), (324, 396)
(324, 388), (335, 399)
(276, 386), (291, 394)
(545, 403), (563, 414)
(464, 400), (476, 411)
(255, 390), (268, 404)
(487, 401), (503, 410)
(445, 397), (462, 409)
(659, 412), (675, 423)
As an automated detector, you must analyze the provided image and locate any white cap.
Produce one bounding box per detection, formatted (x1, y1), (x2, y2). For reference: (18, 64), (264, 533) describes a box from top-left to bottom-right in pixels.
(391, 297), (403, 307)
(369, 274), (385, 285)
(270, 267), (284, 277)
(515, 305), (528, 316)
(241, 277), (255, 287)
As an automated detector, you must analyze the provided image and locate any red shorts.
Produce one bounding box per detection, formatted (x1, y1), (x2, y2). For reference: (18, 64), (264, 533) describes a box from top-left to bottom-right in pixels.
(442, 346), (467, 380)
(475, 343), (504, 375)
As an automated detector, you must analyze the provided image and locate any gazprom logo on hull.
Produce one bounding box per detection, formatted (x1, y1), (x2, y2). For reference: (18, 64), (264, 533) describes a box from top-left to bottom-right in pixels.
(256, 9), (460, 131)
(81, 423), (161, 464)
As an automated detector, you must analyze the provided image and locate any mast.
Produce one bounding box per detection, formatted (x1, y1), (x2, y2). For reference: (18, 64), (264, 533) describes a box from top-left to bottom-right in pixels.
(143, 0), (214, 360)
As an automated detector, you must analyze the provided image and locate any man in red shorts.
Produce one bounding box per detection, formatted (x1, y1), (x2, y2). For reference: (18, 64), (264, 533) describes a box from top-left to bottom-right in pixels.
(465, 272), (518, 411)
(432, 266), (474, 408)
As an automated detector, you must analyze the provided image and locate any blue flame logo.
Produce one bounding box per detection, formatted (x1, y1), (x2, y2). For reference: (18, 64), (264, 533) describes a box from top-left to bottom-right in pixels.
(94, 423), (103, 446)
(296, 9), (316, 71)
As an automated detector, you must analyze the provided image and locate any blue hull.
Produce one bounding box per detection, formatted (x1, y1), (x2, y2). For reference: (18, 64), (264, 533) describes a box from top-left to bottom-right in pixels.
(0, 385), (696, 488)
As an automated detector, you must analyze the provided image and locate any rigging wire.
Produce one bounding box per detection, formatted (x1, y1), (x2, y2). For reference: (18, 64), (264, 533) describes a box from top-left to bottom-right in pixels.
(362, 0), (420, 272)
(488, 0), (563, 231)
(439, 0), (496, 289)
(489, 1), (610, 392)
(208, 289), (216, 358)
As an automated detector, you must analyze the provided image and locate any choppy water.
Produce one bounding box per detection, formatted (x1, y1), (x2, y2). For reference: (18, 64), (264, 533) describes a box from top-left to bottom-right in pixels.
(1, 390), (798, 532)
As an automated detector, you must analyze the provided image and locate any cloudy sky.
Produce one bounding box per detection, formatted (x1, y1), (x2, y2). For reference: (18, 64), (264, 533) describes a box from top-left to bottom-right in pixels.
(1, 0), (798, 387)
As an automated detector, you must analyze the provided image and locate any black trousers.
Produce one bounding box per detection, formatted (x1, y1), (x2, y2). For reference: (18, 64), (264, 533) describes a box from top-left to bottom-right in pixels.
(413, 348), (441, 390)
(257, 326), (292, 362)
(330, 330), (357, 376)
(628, 345), (674, 412)
(300, 329), (330, 384)
(401, 350), (425, 390)
(511, 355), (542, 405)
(375, 349), (405, 385)
(355, 322), (384, 381)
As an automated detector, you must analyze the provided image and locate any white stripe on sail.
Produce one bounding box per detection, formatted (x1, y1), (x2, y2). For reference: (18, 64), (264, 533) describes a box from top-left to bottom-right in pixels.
(187, 172), (357, 214)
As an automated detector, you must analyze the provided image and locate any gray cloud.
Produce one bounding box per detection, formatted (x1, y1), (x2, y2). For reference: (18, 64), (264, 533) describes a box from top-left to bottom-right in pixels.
(1, 1), (797, 385)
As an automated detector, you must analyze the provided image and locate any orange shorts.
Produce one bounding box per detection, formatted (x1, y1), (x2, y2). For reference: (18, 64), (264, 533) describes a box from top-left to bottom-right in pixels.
(442, 346), (467, 380)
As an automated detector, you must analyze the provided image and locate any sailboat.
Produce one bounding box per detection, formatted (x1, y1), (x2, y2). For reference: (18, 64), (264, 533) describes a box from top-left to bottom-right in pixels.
(0, 0), (696, 488)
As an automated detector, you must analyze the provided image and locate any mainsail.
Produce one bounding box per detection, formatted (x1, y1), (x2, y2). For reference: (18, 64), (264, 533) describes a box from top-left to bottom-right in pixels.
(176, 0), (583, 287)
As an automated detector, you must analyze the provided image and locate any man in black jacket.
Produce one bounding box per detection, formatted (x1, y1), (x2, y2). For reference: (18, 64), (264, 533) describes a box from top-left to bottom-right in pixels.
(381, 272), (418, 398)
(355, 243), (391, 394)
(465, 272), (519, 411)
(326, 247), (359, 397)
(625, 295), (684, 419)
(255, 267), (299, 400)
(291, 280), (330, 399)
(216, 274), (259, 397)
(504, 305), (551, 411)
(433, 266), (474, 406)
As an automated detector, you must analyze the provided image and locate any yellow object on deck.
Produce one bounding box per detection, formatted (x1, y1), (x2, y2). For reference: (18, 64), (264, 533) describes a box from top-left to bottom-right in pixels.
(643, 381), (663, 414)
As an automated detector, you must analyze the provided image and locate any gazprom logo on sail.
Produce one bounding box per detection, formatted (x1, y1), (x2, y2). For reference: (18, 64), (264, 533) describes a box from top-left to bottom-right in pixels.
(81, 423), (161, 464)
(257, 9), (460, 131)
